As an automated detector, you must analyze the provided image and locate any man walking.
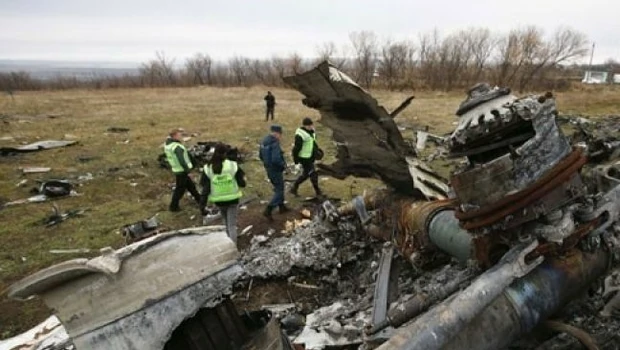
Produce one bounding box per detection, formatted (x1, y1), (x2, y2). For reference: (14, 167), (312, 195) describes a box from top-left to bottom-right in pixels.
(290, 117), (323, 198)
(259, 125), (289, 220)
(264, 91), (276, 121)
(164, 129), (201, 212)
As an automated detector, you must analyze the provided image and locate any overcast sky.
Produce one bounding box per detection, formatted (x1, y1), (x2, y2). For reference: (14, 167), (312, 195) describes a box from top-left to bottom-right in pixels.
(1, 0), (618, 64)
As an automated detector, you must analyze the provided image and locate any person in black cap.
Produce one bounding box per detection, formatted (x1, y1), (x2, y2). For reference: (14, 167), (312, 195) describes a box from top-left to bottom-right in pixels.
(259, 124), (289, 220)
(290, 117), (323, 198)
(264, 91), (276, 121)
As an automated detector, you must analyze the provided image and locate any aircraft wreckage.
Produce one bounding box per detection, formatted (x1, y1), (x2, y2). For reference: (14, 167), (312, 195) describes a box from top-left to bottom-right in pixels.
(5, 62), (620, 349)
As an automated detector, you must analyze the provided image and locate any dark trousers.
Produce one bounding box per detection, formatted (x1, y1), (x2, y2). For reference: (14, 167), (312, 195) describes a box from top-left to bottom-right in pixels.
(266, 167), (284, 208)
(265, 106), (274, 121)
(170, 173), (200, 210)
(293, 160), (321, 195)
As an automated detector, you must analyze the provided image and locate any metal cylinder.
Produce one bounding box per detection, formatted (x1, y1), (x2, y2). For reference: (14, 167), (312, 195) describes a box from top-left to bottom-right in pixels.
(377, 249), (609, 350)
(444, 249), (609, 350)
(427, 210), (473, 263)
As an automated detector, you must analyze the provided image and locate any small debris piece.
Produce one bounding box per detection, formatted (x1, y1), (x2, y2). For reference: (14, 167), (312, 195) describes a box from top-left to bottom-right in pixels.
(107, 127), (130, 133)
(301, 209), (312, 219)
(121, 215), (160, 243)
(43, 205), (88, 227)
(290, 282), (322, 290)
(240, 225), (253, 236)
(16, 179), (28, 187)
(49, 248), (91, 254)
(23, 167), (51, 174)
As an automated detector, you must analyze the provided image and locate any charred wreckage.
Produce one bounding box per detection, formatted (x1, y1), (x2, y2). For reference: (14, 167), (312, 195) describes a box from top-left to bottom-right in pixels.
(5, 62), (620, 350)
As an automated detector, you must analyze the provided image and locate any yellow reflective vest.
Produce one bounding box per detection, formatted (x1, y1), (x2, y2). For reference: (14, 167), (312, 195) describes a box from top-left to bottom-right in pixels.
(164, 141), (192, 173)
(295, 127), (315, 159)
(204, 160), (243, 202)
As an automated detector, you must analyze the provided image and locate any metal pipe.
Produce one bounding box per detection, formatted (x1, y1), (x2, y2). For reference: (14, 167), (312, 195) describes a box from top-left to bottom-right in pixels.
(427, 210), (472, 263)
(378, 249), (609, 350)
(376, 241), (542, 350)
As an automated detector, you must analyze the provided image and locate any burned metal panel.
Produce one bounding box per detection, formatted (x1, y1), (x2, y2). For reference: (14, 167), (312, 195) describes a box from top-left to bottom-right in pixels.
(283, 61), (420, 196)
(9, 227), (242, 350)
(451, 96), (572, 209)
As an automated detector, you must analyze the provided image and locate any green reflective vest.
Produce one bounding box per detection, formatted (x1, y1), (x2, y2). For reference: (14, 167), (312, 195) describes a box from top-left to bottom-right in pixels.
(295, 127), (316, 159)
(164, 141), (193, 174)
(204, 160), (243, 203)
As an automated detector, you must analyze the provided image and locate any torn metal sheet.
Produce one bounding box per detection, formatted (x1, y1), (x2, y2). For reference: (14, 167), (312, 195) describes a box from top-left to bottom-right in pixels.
(0, 316), (72, 350)
(0, 140), (77, 156)
(9, 227), (243, 350)
(284, 61), (424, 197)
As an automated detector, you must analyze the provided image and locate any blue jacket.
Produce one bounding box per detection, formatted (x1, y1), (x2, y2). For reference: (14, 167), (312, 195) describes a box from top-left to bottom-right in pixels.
(260, 135), (285, 171)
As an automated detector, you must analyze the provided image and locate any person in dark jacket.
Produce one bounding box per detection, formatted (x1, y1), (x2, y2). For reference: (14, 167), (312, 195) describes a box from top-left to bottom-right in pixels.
(290, 117), (323, 197)
(259, 125), (289, 220)
(200, 144), (246, 244)
(264, 91), (276, 121)
(164, 129), (201, 212)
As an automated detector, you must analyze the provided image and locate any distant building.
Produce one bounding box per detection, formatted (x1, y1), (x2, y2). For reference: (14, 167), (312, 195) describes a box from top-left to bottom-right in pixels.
(614, 74), (620, 84)
(582, 70), (609, 84)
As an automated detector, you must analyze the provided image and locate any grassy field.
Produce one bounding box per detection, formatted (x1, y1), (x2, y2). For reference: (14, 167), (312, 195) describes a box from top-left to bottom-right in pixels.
(1, 85), (620, 338)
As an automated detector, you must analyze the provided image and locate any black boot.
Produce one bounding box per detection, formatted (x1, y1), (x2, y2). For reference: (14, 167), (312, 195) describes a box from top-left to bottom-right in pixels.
(263, 206), (274, 221)
(279, 204), (291, 213)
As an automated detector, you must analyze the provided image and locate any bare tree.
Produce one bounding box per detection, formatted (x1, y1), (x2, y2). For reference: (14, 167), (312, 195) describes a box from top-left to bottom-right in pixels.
(464, 28), (496, 83)
(185, 53), (212, 85)
(378, 39), (416, 90)
(140, 51), (177, 87)
(350, 31), (379, 88)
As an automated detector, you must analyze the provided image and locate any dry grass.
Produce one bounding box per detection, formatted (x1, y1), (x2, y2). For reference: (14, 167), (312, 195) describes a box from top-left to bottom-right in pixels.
(1, 85), (619, 337)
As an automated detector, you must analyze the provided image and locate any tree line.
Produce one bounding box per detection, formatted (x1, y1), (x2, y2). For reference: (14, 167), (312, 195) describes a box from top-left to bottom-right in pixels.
(0, 26), (596, 92)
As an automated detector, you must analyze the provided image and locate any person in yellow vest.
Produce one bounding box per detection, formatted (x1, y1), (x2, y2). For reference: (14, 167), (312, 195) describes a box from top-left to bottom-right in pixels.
(164, 129), (201, 212)
(200, 144), (246, 243)
(290, 117), (323, 198)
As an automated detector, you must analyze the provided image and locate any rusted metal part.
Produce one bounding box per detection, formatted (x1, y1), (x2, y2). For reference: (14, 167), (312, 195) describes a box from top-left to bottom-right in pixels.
(379, 248), (609, 350)
(376, 241), (543, 350)
(396, 199), (456, 265)
(442, 249), (610, 350)
(455, 149), (587, 230)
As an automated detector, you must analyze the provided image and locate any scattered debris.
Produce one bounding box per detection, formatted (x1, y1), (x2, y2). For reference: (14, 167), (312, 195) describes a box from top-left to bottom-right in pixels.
(0, 140), (77, 156)
(285, 218), (312, 234)
(42, 205), (88, 227)
(15, 179), (28, 187)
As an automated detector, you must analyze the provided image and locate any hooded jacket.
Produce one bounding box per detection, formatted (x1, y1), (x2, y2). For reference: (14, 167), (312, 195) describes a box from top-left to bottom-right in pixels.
(259, 134), (285, 171)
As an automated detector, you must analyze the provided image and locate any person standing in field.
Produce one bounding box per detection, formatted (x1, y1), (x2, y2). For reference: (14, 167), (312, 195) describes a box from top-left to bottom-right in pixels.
(290, 117), (323, 198)
(259, 125), (290, 220)
(264, 91), (276, 121)
(164, 129), (201, 212)
(200, 144), (246, 244)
